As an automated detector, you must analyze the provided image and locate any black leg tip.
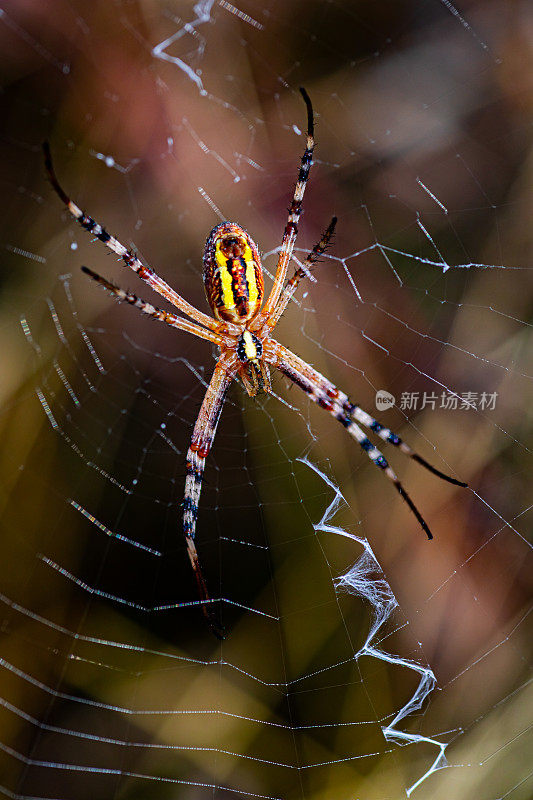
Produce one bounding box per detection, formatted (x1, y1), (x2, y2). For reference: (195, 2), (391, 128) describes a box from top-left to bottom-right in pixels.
(81, 265), (98, 281)
(298, 87), (314, 135)
(327, 216), (338, 236)
(205, 609), (225, 640)
(42, 141), (52, 169)
(211, 624), (226, 641)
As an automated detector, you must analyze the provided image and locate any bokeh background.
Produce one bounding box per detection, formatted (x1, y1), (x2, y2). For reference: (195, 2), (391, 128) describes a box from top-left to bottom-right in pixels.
(0, 1), (532, 799)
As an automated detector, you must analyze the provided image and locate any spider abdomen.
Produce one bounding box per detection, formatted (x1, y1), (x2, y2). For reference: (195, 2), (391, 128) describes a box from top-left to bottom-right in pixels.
(203, 222), (264, 323)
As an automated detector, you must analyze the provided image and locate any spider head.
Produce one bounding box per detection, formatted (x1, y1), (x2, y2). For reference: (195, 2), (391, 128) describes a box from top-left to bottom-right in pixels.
(203, 222), (264, 324)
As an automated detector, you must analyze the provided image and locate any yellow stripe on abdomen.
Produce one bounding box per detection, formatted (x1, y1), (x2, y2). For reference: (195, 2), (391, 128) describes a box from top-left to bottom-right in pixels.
(244, 244), (259, 311)
(215, 246), (237, 312)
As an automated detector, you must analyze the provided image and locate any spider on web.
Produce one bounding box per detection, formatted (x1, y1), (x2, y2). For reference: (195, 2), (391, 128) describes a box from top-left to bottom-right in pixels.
(43, 88), (467, 639)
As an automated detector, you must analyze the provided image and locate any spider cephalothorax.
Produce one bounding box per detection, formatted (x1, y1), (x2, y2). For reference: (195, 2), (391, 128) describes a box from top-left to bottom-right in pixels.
(44, 88), (467, 639)
(236, 331), (263, 363)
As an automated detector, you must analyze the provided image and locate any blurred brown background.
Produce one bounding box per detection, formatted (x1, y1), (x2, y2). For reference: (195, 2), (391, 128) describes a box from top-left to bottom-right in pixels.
(0, 1), (532, 798)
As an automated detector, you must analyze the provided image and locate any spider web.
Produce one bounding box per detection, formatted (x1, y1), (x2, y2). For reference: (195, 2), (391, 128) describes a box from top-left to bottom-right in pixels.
(0, 1), (532, 799)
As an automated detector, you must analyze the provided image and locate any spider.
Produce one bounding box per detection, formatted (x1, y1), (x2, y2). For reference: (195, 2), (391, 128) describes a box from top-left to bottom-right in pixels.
(43, 88), (467, 638)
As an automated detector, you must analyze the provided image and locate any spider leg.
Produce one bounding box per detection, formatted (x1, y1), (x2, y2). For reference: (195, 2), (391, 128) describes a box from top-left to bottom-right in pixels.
(81, 267), (222, 345)
(341, 402), (468, 487)
(264, 339), (467, 540)
(267, 216), (337, 329)
(248, 364), (260, 396)
(43, 142), (219, 332)
(183, 353), (238, 638)
(238, 366), (257, 397)
(260, 88), (315, 320)
(258, 360), (272, 392)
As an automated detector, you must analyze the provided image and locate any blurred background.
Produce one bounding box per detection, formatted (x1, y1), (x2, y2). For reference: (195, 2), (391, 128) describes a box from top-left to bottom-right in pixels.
(0, 1), (532, 798)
